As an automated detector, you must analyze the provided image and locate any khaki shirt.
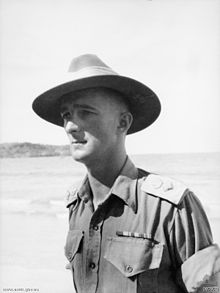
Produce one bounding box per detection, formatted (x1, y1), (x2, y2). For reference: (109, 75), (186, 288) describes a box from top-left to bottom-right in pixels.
(64, 157), (214, 293)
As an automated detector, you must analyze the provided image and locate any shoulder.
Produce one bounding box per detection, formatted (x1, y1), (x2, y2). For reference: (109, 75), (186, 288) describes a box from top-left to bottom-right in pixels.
(65, 185), (78, 208)
(140, 173), (188, 206)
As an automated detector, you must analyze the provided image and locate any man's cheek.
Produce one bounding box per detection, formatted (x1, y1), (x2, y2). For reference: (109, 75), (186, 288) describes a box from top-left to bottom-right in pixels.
(87, 125), (104, 138)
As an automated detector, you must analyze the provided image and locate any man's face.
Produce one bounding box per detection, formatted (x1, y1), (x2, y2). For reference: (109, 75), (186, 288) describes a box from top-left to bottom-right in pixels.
(60, 88), (128, 165)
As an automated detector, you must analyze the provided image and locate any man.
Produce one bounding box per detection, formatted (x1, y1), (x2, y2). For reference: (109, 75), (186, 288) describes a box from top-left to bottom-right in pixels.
(32, 54), (220, 293)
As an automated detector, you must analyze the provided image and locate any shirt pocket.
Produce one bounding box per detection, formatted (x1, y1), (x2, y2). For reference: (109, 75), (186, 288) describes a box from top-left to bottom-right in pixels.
(104, 236), (163, 292)
(64, 229), (84, 262)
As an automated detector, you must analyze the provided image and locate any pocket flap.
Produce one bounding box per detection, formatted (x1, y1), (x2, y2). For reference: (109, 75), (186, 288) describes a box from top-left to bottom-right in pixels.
(104, 237), (163, 277)
(64, 230), (83, 262)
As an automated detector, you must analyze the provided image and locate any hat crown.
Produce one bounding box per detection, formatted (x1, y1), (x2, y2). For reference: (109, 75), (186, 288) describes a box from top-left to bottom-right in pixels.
(68, 54), (111, 73)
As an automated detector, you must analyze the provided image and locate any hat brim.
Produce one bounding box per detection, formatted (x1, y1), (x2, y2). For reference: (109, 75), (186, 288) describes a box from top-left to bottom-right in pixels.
(32, 75), (161, 134)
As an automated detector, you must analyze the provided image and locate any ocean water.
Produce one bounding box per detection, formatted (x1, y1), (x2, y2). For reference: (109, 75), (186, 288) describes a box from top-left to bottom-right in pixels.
(0, 153), (219, 219)
(0, 153), (220, 292)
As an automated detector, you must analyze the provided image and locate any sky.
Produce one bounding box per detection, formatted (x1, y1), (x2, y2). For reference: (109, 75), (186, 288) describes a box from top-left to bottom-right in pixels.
(0, 0), (220, 154)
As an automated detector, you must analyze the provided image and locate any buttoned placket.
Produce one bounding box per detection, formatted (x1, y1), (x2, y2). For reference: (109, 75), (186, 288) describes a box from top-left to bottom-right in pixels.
(84, 203), (105, 293)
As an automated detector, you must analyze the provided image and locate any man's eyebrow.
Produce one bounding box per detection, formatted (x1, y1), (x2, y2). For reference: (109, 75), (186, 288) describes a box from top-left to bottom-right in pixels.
(60, 103), (98, 114)
(73, 104), (98, 111)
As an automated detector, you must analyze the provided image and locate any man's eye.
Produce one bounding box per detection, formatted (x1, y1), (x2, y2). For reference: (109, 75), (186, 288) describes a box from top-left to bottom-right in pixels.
(61, 112), (71, 120)
(78, 109), (94, 117)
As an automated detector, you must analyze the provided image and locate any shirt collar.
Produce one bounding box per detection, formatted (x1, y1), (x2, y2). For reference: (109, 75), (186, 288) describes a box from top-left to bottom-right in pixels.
(110, 157), (138, 212)
(77, 157), (138, 213)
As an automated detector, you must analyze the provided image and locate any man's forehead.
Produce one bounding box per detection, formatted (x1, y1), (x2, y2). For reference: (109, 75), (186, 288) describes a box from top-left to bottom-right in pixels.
(60, 87), (128, 110)
(60, 89), (107, 111)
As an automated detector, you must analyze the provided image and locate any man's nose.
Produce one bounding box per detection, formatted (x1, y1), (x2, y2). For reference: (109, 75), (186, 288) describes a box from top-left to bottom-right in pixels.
(65, 119), (80, 134)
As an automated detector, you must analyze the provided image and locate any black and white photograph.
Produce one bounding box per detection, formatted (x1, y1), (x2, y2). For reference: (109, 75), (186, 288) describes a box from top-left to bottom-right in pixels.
(0, 0), (220, 292)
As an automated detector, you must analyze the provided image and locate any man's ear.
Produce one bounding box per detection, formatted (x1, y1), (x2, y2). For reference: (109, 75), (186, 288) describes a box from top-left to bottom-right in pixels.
(118, 112), (133, 133)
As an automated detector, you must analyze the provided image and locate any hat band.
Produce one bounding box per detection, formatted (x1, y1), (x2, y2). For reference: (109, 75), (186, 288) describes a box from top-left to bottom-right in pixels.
(67, 66), (118, 80)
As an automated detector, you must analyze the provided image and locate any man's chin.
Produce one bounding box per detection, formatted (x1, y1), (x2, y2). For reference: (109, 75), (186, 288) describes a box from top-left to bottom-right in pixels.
(70, 149), (89, 163)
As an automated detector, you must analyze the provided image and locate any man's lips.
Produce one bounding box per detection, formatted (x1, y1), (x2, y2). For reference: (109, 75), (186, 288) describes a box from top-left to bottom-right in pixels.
(71, 140), (87, 144)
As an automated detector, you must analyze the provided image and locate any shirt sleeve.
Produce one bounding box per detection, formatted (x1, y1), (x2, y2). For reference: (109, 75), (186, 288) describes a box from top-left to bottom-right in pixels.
(168, 190), (217, 291)
(170, 190), (213, 262)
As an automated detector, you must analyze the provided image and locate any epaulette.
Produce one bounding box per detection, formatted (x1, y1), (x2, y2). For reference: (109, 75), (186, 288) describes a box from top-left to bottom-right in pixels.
(141, 174), (187, 205)
(65, 186), (78, 208)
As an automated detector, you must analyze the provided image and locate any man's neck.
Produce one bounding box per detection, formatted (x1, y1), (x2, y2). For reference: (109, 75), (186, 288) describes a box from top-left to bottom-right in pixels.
(87, 152), (127, 210)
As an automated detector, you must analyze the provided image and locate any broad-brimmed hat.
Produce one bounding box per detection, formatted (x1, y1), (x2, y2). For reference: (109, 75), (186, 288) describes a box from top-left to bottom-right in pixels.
(32, 54), (161, 134)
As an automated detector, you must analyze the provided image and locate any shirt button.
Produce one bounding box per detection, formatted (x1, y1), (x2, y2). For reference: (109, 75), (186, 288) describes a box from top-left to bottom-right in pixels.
(93, 225), (99, 231)
(89, 262), (96, 269)
(83, 197), (89, 203)
(126, 265), (133, 273)
(152, 177), (163, 189)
